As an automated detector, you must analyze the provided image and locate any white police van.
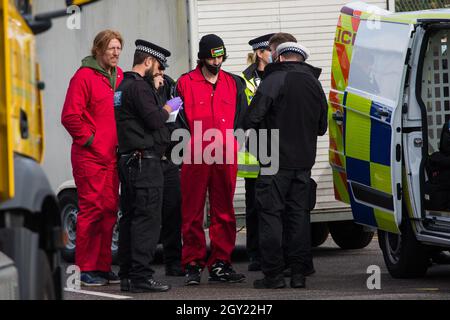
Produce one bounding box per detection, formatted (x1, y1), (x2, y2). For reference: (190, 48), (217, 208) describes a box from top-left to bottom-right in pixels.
(329, 2), (450, 277)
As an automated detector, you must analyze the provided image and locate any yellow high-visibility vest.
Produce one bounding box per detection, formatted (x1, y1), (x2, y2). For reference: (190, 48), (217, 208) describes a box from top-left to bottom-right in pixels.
(239, 65), (261, 179)
(237, 151), (260, 179)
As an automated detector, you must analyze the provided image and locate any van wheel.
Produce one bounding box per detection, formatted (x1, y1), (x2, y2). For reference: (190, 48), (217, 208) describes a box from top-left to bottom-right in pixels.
(378, 221), (429, 278)
(59, 190), (78, 262)
(58, 189), (120, 264)
(311, 223), (329, 247)
(111, 211), (121, 265)
(329, 221), (374, 249)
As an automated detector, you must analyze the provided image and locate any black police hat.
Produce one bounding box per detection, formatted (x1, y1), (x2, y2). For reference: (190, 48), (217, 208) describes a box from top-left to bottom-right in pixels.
(248, 33), (275, 51)
(198, 34), (226, 60)
(135, 39), (171, 69)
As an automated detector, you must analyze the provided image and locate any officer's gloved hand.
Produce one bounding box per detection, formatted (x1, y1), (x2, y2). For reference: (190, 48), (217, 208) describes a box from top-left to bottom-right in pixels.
(166, 97), (183, 112)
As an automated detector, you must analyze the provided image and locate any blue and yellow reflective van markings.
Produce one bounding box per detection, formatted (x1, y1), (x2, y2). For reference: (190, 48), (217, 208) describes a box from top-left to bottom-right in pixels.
(344, 92), (400, 234)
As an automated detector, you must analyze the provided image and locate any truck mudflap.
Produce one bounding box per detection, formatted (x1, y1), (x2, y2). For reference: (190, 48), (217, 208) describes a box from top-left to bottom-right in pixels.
(0, 251), (19, 300)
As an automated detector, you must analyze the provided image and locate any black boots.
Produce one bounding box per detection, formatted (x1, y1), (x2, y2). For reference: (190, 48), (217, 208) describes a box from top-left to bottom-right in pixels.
(253, 274), (286, 289)
(129, 278), (171, 293)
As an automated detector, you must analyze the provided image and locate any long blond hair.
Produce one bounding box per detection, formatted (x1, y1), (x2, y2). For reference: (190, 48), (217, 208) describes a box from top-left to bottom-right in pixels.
(91, 30), (123, 58)
(247, 52), (257, 65)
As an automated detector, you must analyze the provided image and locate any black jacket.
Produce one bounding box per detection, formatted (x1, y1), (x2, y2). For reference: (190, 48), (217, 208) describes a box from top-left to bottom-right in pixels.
(115, 72), (170, 156)
(243, 61), (328, 170)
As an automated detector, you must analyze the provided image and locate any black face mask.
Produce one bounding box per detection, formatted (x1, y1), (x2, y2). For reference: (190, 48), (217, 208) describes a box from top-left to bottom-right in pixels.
(205, 63), (221, 75)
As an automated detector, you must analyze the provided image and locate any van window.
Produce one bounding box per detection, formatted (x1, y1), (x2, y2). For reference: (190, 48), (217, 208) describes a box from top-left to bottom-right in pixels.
(421, 29), (450, 153)
(348, 21), (411, 104)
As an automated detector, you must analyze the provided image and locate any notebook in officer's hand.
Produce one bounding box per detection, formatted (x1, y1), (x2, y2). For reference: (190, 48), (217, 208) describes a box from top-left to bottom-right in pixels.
(166, 108), (181, 123)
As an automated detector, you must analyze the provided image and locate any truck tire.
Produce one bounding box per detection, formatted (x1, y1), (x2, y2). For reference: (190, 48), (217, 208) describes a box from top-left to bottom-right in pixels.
(378, 221), (429, 278)
(0, 227), (56, 299)
(58, 189), (119, 264)
(329, 221), (374, 249)
(311, 222), (329, 247)
(37, 250), (55, 300)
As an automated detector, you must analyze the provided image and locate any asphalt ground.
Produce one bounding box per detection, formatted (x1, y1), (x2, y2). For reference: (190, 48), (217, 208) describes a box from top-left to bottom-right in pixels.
(63, 232), (450, 301)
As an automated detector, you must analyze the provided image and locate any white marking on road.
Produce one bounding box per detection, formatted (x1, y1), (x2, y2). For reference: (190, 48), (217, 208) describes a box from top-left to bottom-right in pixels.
(64, 288), (133, 300)
(414, 288), (440, 292)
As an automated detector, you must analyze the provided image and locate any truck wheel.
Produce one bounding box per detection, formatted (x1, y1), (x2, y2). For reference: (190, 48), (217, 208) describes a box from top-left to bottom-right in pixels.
(37, 250), (56, 300)
(378, 221), (429, 278)
(329, 221), (374, 249)
(0, 227), (56, 299)
(58, 190), (78, 263)
(58, 189), (120, 264)
(311, 222), (329, 247)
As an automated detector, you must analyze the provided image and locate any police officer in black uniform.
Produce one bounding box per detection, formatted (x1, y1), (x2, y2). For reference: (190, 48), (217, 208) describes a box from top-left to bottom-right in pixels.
(244, 41), (327, 290)
(149, 73), (184, 277)
(114, 40), (183, 293)
(241, 33), (274, 272)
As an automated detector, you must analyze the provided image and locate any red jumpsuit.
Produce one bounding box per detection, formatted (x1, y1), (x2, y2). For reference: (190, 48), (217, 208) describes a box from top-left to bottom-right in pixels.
(62, 66), (123, 272)
(177, 66), (238, 269)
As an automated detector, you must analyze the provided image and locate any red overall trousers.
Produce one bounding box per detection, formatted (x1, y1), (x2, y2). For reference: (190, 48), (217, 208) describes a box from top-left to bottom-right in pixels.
(62, 66), (123, 272)
(177, 66), (238, 269)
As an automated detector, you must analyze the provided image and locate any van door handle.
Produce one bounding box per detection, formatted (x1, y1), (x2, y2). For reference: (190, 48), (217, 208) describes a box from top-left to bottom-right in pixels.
(375, 110), (390, 117)
(332, 111), (344, 125)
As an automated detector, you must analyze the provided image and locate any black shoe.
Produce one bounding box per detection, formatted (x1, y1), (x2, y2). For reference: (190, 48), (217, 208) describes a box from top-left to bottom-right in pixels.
(120, 278), (130, 292)
(290, 273), (306, 288)
(283, 267), (316, 277)
(253, 274), (286, 289)
(209, 261), (246, 283)
(304, 268), (316, 276)
(96, 271), (121, 284)
(130, 278), (171, 293)
(248, 260), (261, 272)
(185, 264), (202, 286)
(165, 264), (185, 277)
(431, 251), (450, 265)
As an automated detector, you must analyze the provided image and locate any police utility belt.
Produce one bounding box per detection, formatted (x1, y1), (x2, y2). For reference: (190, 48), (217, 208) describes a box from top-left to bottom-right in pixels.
(121, 150), (167, 168)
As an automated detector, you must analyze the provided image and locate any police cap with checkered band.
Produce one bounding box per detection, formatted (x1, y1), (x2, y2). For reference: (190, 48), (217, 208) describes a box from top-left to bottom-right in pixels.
(248, 33), (275, 51)
(135, 39), (171, 69)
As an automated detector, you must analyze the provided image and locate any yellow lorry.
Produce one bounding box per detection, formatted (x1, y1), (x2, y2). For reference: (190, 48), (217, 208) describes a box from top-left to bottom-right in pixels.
(0, 0), (98, 300)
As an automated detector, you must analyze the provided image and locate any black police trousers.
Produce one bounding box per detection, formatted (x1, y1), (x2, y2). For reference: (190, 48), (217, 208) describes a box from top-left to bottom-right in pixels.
(161, 159), (182, 266)
(118, 156), (163, 281)
(256, 169), (312, 277)
(245, 178), (260, 262)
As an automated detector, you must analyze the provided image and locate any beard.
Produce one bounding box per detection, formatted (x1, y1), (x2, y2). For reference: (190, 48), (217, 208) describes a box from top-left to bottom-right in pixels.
(145, 65), (156, 78)
(205, 62), (221, 75)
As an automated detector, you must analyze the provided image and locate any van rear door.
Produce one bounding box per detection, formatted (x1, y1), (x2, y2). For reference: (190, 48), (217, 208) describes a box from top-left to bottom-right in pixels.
(0, 0), (14, 202)
(342, 16), (414, 234)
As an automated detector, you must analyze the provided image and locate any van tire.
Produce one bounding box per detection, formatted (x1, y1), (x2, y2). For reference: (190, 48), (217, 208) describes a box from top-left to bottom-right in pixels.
(378, 221), (429, 278)
(59, 190), (78, 263)
(311, 223), (329, 247)
(58, 189), (119, 264)
(329, 221), (374, 249)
